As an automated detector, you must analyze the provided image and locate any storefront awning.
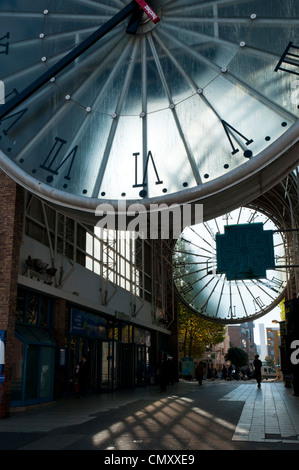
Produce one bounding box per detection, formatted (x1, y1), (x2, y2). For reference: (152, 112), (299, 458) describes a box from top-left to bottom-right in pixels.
(15, 324), (55, 346)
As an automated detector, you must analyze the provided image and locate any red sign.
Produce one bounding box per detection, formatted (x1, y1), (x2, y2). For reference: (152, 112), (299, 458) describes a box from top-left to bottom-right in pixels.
(134, 0), (160, 24)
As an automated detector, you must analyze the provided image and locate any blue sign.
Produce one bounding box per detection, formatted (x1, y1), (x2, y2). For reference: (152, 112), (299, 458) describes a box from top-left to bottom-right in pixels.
(216, 223), (275, 280)
(71, 308), (106, 338)
(181, 357), (194, 375)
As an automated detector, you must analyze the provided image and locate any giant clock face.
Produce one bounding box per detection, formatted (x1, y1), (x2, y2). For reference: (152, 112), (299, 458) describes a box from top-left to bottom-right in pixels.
(173, 207), (287, 324)
(0, 0), (299, 222)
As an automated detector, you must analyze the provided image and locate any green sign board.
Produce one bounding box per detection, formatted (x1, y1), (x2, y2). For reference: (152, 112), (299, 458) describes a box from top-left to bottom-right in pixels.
(216, 223), (275, 280)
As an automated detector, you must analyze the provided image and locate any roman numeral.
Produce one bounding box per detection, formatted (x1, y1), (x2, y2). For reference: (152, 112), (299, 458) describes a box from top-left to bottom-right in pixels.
(0, 89), (28, 134)
(180, 282), (193, 295)
(40, 137), (78, 181)
(133, 150), (163, 188)
(0, 32), (9, 55)
(275, 42), (299, 76)
(253, 296), (265, 310)
(221, 120), (253, 157)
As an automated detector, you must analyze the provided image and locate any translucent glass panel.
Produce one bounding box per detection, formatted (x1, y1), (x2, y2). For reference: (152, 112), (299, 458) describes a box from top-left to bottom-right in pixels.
(86, 227), (144, 297)
(0, 0), (298, 205)
(40, 347), (54, 399)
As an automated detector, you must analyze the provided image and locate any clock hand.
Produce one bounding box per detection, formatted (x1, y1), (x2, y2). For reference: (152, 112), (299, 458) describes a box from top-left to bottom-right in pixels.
(127, 0), (160, 34)
(134, 0), (160, 24)
(0, 0), (159, 121)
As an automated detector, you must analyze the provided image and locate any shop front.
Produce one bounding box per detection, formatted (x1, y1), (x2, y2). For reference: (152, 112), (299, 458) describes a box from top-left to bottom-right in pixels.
(67, 307), (113, 394)
(66, 307), (153, 395)
(10, 325), (55, 406)
(10, 287), (56, 407)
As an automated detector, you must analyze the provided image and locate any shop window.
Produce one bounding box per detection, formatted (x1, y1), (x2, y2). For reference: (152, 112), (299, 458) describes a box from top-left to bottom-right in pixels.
(121, 324), (129, 343)
(16, 288), (26, 322)
(11, 325), (55, 406)
(27, 292), (39, 324)
(108, 320), (118, 340)
(39, 296), (49, 327)
(25, 345), (39, 400)
(40, 347), (54, 399)
(16, 287), (54, 328)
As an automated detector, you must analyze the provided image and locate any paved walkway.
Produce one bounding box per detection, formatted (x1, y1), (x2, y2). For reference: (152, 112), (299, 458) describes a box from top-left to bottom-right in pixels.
(1, 379), (299, 449)
(220, 382), (299, 443)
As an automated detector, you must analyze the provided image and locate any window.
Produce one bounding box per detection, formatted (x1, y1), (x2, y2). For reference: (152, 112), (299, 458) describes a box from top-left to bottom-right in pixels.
(85, 228), (153, 300)
(24, 193), (153, 301)
(24, 193), (87, 267)
(16, 287), (54, 328)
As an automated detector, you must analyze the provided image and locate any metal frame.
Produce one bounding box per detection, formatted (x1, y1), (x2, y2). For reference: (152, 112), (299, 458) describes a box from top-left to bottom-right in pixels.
(21, 191), (173, 324)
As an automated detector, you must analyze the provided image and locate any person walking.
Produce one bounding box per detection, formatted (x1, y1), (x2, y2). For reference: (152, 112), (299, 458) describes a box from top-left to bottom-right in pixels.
(158, 353), (168, 393)
(196, 362), (204, 385)
(253, 354), (262, 388)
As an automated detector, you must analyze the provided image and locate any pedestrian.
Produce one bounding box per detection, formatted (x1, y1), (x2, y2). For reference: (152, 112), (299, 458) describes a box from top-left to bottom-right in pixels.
(222, 364), (227, 380)
(253, 354), (262, 388)
(228, 364), (233, 380)
(196, 362), (204, 385)
(168, 357), (175, 385)
(77, 354), (89, 398)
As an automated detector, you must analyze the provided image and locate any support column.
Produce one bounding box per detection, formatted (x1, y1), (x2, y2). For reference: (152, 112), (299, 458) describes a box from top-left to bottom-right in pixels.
(53, 298), (67, 399)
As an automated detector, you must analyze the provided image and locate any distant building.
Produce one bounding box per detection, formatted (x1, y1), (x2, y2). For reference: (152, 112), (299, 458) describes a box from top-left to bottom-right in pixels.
(228, 322), (257, 364)
(258, 323), (267, 362)
(266, 327), (280, 366)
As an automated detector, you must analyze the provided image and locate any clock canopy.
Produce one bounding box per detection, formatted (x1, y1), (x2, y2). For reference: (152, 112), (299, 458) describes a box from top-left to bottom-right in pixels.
(0, 0), (299, 223)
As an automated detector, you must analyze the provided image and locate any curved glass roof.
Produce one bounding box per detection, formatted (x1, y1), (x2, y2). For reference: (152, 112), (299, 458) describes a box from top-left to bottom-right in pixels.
(173, 207), (287, 324)
(0, 0), (299, 215)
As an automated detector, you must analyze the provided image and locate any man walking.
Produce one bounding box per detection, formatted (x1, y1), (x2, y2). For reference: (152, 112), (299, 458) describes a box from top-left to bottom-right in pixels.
(253, 354), (262, 388)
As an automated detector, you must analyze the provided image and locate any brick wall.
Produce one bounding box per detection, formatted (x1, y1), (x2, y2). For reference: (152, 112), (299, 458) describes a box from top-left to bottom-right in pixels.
(0, 170), (23, 416)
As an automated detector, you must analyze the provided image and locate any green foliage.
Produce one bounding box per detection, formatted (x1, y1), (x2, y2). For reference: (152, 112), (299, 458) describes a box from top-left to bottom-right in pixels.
(265, 355), (275, 368)
(224, 346), (248, 368)
(178, 302), (226, 357)
(279, 298), (285, 321)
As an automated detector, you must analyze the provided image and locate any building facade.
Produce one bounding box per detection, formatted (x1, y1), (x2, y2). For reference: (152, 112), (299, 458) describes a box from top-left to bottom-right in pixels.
(266, 327), (280, 367)
(227, 322), (257, 364)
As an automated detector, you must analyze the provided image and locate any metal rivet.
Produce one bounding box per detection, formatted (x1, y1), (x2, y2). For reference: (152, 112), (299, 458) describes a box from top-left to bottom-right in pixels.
(43, 9), (49, 14)
(41, 56), (47, 62)
(86, 106), (91, 112)
(65, 95), (71, 100)
(197, 88), (203, 94)
(221, 67), (227, 73)
(139, 111), (146, 118)
(250, 13), (257, 20)
(112, 113), (117, 119)
(240, 41), (246, 47)
(39, 33), (45, 39)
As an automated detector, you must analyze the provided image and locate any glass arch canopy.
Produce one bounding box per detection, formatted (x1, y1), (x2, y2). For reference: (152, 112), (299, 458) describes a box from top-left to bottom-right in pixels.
(173, 208), (287, 324)
(0, 0), (299, 218)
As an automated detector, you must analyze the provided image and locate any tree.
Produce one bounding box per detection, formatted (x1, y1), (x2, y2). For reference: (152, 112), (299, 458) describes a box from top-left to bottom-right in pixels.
(225, 347), (248, 368)
(279, 298), (285, 321)
(265, 355), (275, 368)
(178, 302), (226, 357)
